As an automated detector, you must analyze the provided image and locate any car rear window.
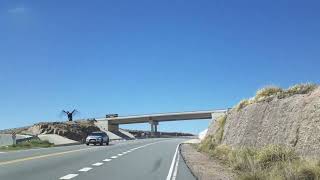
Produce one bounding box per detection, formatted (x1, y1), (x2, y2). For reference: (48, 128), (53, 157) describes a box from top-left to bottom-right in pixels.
(90, 133), (104, 136)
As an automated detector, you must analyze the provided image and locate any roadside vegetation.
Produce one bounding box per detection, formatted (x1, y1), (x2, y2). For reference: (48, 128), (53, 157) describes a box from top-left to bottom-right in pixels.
(236, 83), (318, 111)
(198, 140), (320, 180)
(198, 115), (227, 153)
(0, 139), (53, 151)
(197, 83), (320, 179)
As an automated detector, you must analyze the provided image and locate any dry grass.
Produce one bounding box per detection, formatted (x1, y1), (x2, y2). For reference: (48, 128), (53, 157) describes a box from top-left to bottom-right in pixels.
(198, 115), (227, 152)
(279, 83), (318, 99)
(236, 83), (318, 111)
(236, 99), (253, 111)
(198, 142), (320, 180)
(216, 115), (227, 143)
(0, 139), (53, 151)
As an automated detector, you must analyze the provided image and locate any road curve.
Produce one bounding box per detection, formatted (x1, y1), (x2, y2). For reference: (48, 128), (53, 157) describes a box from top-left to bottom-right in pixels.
(0, 138), (195, 180)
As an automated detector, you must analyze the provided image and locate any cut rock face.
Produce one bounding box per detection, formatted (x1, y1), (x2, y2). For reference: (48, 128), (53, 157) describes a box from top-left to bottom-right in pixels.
(208, 87), (320, 157)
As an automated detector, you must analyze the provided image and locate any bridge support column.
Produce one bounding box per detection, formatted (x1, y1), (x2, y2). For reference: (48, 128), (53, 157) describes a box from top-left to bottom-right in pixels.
(149, 121), (159, 137)
(108, 122), (119, 132)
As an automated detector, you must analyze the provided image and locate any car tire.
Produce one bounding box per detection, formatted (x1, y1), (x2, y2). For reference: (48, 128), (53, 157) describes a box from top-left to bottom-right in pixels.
(86, 143), (89, 146)
(106, 141), (109, 146)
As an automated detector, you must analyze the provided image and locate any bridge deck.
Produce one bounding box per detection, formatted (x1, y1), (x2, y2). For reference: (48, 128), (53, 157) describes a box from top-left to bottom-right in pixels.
(96, 110), (227, 124)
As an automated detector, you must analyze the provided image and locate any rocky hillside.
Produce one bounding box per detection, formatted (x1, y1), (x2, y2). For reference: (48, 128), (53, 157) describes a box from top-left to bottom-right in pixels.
(207, 83), (320, 156)
(27, 120), (100, 142)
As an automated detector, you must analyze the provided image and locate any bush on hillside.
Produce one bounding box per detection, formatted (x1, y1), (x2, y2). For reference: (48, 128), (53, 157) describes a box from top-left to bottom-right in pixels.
(255, 86), (283, 102)
(236, 83), (318, 111)
(236, 99), (253, 111)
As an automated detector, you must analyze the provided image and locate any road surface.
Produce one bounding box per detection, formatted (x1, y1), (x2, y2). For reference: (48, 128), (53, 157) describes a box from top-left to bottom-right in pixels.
(0, 138), (195, 180)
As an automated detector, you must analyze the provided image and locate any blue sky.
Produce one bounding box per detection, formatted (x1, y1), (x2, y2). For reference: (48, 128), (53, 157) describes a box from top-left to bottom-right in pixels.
(0, 0), (319, 134)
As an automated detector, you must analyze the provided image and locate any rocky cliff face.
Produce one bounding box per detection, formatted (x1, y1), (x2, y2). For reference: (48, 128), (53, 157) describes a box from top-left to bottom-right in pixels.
(27, 120), (100, 142)
(208, 86), (320, 156)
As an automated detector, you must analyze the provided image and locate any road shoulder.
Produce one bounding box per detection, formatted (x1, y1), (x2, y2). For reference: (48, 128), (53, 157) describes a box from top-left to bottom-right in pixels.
(180, 144), (236, 180)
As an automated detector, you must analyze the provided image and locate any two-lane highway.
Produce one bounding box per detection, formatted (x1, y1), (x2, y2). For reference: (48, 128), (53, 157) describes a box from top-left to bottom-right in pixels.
(0, 138), (195, 180)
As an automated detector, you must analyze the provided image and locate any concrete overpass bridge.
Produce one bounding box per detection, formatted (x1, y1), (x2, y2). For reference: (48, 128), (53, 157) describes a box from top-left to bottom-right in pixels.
(96, 109), (227, 136)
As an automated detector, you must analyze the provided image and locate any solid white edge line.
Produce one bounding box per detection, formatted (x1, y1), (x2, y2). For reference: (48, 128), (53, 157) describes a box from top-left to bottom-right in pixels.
(172, 152), (180, 180)
(78, 167), (92, 172)
(166, 144), (180, 180)
(59, 174), (79, 179)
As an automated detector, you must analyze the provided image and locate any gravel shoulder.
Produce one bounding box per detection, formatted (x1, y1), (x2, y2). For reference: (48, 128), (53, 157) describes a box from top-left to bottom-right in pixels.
(180, 144), (236, 180)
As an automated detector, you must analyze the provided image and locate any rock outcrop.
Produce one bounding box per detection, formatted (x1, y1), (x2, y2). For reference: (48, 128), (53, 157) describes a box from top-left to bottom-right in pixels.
(27, 120), (100, 142)
(208, 86), (320, 156)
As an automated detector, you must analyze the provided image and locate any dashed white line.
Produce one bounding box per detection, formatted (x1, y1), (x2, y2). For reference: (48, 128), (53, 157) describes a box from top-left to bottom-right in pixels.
(58, 140), (172, 180)
(92, 162), (104, 166)
(78, 167), (92, 172)
(103, 158), (111, 162)
(59, 174), (79, 179)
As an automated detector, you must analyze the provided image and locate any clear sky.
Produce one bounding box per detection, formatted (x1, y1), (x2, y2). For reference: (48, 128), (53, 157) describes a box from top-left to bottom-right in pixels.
(0, 0), (319, 134)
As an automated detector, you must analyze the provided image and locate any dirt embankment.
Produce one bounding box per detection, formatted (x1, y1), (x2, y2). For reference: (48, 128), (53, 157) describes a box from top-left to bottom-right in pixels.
(181, 144), (236, 180)
(208, 85), (320, 157)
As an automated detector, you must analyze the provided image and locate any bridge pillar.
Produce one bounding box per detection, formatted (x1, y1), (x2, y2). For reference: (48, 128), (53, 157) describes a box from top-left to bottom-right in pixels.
(149, 120), (159, 137)
(108, 122), (119, 132)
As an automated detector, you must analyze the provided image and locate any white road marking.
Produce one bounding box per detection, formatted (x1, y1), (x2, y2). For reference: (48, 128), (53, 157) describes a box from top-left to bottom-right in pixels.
(92, 162), (104, 166)
(111, 156), (118, 159)
(117, 153), (123, 156)
(103, 158), (111, 162)
(78, 167), (92, 172)
(172, 153), (180, 180)
(59, 174), (79, 179)
(166, 144), (180, 180)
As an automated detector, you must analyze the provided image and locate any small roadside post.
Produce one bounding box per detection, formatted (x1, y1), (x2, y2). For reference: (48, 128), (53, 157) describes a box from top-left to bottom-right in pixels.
(12, 131), (16, 146)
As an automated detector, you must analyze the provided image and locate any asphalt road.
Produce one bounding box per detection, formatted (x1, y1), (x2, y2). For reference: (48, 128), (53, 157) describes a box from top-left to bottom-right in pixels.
(0, 138), (195, 180)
